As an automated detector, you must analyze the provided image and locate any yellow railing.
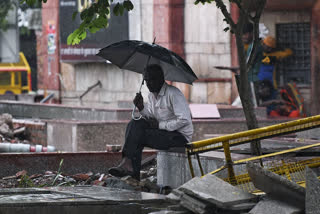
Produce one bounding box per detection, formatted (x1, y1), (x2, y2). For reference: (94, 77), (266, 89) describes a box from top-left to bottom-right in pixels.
(186, 115), (320, 179)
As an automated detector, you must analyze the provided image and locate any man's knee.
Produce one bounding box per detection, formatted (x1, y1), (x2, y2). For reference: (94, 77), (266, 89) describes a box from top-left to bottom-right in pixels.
(128, 119), (148, 127)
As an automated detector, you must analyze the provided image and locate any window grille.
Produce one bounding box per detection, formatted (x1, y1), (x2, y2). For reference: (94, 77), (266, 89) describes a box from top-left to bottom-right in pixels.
(276, 23), (310, 85)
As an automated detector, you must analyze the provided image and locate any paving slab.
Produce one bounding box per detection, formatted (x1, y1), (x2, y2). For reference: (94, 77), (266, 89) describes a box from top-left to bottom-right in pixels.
(247, 162), (305, 209)
(305, 167), (320, 214)
(0, 186), (174, 214)
(179, 193), (214, 214)
(249, 197), (302, 214)
(178, 175), (257, 209)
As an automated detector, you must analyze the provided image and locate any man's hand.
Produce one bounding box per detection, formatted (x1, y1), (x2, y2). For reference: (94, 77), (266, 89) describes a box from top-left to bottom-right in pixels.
(133, 93), (144, 111)
(146, 117), (159, 129)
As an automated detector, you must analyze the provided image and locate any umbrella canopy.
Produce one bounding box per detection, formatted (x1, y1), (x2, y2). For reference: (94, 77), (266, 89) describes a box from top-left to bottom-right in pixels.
(96, 40), (198, 85)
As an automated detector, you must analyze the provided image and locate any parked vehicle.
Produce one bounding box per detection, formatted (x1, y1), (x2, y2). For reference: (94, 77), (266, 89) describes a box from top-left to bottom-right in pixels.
(0, 52), (31, 95)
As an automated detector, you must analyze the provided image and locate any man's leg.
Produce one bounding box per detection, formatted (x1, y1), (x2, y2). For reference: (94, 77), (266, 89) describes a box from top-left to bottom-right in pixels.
(109, 119), (149, 180)
(129, 129), (188, 180)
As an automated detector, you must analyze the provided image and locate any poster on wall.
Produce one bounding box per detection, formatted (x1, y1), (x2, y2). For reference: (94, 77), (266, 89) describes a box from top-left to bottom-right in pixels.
(59, 0), (129, 62)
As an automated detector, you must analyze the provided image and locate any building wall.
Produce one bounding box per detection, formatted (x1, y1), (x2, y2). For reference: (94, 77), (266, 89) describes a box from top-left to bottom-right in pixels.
(58, 0), (234, 107)
(185, 0), (232, 104)
(60, 0), (151, 108)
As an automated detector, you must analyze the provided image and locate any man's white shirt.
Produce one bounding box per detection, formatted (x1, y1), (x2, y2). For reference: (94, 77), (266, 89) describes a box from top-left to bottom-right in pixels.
(140, 82), (193, 142)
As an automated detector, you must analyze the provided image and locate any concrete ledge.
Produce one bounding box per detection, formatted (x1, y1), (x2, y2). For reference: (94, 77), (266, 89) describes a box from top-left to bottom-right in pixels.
(45, 118), (292, 152)
(0, 151), (156, 178)
(0, 101), (267, 121)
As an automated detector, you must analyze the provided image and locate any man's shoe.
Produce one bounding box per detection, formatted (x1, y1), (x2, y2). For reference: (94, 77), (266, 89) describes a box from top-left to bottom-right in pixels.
(108, 167), (134, 178)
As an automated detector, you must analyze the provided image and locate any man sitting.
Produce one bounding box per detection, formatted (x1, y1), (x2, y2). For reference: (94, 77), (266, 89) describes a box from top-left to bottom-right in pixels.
(109, 64), (193, 180)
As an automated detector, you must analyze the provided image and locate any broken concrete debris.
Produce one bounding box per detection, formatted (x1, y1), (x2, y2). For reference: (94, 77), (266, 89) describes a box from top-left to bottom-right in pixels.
(305, 167), (320, 214)
(247, 162), (305, 209)
(163, 175), (258, 214)
(0, 113), (55, 152)
(249, 196), (303, 214)
(178, 175), (257, 209)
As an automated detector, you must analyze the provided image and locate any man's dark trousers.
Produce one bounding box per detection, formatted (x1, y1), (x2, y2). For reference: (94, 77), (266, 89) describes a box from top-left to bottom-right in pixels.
(122, 119), (188, 180)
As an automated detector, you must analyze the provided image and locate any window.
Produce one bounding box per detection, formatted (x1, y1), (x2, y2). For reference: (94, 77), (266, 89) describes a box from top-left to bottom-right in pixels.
(276, 23), (310, 86)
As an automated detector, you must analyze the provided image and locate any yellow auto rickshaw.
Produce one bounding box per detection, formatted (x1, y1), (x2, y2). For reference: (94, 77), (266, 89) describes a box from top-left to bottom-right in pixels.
(0, 52), (32, 95)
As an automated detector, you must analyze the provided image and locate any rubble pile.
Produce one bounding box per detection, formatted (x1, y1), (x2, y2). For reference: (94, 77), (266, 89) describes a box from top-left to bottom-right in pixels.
(0, 113), (29, 144)
(152, 163), (320, 214)
(0, 158), (167, 194)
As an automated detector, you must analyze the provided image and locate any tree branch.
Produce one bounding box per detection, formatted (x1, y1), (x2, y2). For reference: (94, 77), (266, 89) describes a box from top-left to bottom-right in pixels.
(231, 0), (254, 22)
(215, 0), (236, 30)
(246, 0), (266, 72)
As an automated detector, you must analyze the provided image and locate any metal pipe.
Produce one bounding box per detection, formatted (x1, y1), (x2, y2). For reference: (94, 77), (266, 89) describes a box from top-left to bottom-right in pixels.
(80, 80), (102, 100)
(40, 93), (55, 103)
(0, 143), (56, 153)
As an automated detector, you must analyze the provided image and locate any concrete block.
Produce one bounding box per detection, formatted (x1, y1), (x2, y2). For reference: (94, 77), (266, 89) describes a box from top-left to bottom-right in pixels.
(247, 162), (305, 209)
(178, 175), (257, 209)
(305, 167), (320, 214)
(157, 151), (224, 188)
(180, 193), (214, 214)
(249, 197), (302, 214)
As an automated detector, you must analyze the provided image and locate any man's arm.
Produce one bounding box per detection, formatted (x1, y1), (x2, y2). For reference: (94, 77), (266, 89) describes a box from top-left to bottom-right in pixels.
(136, 93), (153, 119)
(159, 89), (191, 131)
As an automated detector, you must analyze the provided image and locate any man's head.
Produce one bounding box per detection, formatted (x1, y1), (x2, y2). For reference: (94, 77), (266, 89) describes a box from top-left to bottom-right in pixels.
(144, 64), (165, 93)
(262, 36), (276, 53)
(242, 22), (253, 45)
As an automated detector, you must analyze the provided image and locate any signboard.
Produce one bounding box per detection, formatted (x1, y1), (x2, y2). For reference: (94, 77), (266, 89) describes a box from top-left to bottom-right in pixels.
(0, 0), (19, 63)
(59, 0), (129, 62)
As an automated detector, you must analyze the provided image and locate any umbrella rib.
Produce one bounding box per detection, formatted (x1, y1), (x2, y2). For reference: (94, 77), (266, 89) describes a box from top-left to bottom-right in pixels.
(119, 48), (138, 69)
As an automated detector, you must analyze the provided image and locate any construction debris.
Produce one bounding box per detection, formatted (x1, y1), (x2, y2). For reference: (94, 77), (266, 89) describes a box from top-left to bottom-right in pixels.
(0, 157), (160, 194)
(163, 175), (258, 214)
(249, 197), (303, 214)
(247, 162), (305, 209)
(305, 167), (320, 213)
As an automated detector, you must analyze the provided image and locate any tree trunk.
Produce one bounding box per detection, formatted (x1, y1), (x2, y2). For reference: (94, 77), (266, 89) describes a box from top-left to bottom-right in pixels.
(234, 14), (261, 156)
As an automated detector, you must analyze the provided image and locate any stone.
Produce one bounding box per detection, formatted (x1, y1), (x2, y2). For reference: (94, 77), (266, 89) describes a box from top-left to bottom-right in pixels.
(305, 167), (320, 214)
(178, 175), (257, 209)
(166, 189), (184, 202)
(106, 144), (122, 152)
(180, 193), (214, 214)
(247, 162), (305, 209)
(249, 197), (302, 214)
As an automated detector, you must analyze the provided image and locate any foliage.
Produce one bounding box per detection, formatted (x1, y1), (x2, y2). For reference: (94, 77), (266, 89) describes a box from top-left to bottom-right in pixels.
(22, 0), (134, 45)
(51, 158), (64, 186)
(18, 174), (35, 188)
(0, 1), (14, 31)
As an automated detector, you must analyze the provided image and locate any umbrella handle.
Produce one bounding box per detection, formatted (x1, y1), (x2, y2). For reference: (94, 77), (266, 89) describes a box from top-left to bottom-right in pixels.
(131, 79), (144, 120)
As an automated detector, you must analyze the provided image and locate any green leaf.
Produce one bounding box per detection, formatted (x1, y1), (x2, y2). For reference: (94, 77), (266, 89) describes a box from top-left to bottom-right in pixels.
(119, 4), (124, 15)
(223, 27), (229, 32)
(113, 3), (120, 16)
(72, 11), (78, 21)
(67, 29), (80, 45)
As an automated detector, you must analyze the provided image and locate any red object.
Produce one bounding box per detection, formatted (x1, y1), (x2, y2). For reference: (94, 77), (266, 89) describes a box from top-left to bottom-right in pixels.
(42, 147), (48, 152)
(288, 110), (300, 118)
(30, 146), (36, 152)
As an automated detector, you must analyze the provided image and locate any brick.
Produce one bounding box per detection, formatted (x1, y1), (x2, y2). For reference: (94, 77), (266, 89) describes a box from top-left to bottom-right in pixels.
(106, 144), (122, 152)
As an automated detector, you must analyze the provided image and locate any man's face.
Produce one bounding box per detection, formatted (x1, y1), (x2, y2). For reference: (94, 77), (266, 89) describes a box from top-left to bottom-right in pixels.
(242, 32), (253, 44)
(144, 72), (164, 93)
(262, 43), (273, 53)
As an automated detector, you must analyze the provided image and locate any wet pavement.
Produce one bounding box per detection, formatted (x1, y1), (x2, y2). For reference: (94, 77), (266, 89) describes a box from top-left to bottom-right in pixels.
(0, 186), (175, 214)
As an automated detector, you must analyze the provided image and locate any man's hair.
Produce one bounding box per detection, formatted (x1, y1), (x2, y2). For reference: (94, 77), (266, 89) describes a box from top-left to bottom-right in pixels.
(243, 22), (253, 34)
(145, 64), (164, 80)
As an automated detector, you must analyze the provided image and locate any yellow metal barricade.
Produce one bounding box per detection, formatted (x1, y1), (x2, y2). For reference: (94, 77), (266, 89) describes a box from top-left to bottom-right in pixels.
(186, 115), (320, 187)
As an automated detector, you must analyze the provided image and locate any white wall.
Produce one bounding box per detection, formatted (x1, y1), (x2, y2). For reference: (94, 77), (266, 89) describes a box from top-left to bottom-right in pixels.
(185, 0), (232, 104)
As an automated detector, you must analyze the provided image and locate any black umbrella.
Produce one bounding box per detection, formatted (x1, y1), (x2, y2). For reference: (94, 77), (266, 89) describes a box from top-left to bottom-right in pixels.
(96, 40), (198, 85)
(96, 40), (198, 120)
